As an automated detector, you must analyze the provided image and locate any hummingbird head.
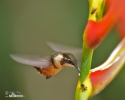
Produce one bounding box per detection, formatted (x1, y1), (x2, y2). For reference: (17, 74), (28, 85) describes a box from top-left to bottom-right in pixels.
(61, 53), (80, 72)
(51, 52), (80, 72)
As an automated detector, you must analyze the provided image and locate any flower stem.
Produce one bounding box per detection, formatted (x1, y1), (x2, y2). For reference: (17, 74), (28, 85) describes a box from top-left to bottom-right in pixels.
(75, 0), (105, 100)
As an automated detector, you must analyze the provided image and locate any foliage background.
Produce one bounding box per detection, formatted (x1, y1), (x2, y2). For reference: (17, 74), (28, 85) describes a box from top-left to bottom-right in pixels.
(0, 0), (125, 100)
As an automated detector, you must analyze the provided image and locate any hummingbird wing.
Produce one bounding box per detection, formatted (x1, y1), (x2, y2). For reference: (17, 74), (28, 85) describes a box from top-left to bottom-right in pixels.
(10, 54), (51, 68)
(47, 42), (82, 60)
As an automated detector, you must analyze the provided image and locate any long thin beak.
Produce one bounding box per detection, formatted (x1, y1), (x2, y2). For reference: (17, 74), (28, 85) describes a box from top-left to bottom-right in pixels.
(73, 61), (80, 72)
(75, 66), (81, 72)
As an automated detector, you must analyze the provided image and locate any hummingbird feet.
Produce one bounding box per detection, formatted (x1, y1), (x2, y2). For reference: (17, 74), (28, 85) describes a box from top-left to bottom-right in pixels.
(46, 76), (52, 79)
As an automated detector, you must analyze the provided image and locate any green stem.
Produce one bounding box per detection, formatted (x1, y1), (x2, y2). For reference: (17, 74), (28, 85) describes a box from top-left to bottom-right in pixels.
(75, 0), (106, 100)
(80, 43), (93, 83)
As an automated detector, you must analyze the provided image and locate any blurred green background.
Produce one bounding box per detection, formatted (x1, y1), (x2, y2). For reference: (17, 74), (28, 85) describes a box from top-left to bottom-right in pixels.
(0, 0), (125, 100)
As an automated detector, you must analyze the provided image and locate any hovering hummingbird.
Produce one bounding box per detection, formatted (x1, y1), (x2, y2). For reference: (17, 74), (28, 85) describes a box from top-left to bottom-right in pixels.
(10, 38), (125, 99)
(10, 42), (81, 79)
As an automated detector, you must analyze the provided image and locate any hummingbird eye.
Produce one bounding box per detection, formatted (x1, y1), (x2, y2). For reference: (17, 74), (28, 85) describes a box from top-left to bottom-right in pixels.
(60, 57), (72, 65)
(60, 53), (74, 66)
(64, 57), (72, 63)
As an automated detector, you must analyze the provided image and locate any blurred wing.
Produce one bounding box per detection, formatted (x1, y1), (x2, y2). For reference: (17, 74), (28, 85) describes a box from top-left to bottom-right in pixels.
(47, 42), (82, 60)
(10, 54), (51, 68)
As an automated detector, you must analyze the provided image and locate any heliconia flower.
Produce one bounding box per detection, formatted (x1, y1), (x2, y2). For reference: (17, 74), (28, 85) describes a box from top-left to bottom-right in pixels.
(106, 0), (125, 38)
(80, 0), (125, 84)
(75, 38), (125, 100)
(84, 0), (124, 49)
(90, 37), (125, 97)
(76, 0), (125, 100)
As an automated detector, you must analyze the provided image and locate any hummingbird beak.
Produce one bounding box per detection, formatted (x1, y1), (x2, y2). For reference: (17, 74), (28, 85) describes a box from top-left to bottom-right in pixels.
(73, 62), (80, 72)
(75, 65), (81, 72)
(70, 57), (80, 72)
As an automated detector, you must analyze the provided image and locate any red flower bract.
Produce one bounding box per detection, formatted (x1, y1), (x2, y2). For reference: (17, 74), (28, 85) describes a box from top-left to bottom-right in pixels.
(84, 0), (125, 49)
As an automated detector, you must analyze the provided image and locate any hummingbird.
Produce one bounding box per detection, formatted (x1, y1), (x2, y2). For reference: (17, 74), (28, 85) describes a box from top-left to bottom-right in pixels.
(10, 42), (81, 79)
(10, 38), (125, 99)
